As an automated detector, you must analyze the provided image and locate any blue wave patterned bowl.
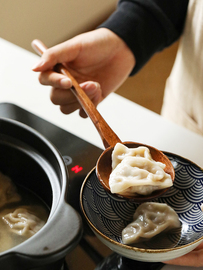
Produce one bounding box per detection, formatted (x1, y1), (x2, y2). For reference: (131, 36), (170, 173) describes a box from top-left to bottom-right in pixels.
(80, 152), (203, 262)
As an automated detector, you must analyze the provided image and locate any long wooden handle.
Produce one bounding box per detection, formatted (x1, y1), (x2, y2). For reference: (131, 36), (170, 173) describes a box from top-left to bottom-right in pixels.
(31, 39), (121, 148)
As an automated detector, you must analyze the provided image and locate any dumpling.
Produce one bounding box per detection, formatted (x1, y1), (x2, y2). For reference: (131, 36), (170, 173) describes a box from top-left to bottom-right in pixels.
(122, 202), (180, 245)
(111, 143), (153, 169)
(109, 143), (173, 196)
(2, 207), (45, 237)
(0, 172), (21, 208)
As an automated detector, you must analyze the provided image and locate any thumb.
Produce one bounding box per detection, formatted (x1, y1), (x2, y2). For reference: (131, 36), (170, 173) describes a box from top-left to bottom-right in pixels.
(31, 39), (56, 71)
(31, 38), (80, 72)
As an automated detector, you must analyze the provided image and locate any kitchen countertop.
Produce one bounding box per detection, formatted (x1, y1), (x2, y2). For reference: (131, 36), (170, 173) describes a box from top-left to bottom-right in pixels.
(1, 37), (203, 270)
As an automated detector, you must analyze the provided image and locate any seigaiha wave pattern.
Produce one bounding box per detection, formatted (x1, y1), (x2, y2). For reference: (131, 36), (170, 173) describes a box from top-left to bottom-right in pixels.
(82, 153), (203, 249)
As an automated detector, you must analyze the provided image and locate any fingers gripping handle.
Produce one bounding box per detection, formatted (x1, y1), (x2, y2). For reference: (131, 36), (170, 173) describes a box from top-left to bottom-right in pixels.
(31, 39), (121, 149)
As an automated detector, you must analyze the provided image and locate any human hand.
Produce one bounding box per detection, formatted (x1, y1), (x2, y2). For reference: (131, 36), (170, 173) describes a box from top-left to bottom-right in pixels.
(164, 242), (203, 267)
(32, 28), (135, 117)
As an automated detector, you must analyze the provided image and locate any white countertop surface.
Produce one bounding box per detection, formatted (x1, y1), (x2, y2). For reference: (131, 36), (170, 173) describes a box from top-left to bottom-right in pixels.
(1, 37), (203, 270)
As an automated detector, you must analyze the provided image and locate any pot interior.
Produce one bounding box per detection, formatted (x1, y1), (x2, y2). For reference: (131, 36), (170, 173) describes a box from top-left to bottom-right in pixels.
(0, 119), (63, 217)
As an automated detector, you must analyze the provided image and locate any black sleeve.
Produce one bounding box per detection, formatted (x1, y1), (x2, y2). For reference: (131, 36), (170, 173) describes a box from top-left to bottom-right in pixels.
(99, 0), (189, 74)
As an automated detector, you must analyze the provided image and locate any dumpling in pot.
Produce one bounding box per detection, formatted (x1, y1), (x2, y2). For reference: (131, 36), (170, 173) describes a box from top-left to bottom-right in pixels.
(0, 172), (21, 208)
(109, 143), (173, 196)
(2, 208), (45, 237)
(122, 202), (180, 245)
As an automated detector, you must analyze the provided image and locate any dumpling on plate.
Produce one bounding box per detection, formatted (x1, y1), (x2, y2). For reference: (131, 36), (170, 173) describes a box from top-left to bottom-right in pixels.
(122, 202), (180, 245)
(109, 143), (173, 196)
(0, 172), (21, 208)
(2, 207), (45, 237)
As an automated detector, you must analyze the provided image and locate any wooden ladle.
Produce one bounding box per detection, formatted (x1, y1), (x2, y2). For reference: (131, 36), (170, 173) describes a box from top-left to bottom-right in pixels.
(32, 39), (175, 202)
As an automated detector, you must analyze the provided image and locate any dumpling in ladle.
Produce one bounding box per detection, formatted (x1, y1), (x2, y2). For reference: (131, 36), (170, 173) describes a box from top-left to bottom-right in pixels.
(109, 143), (173, 196)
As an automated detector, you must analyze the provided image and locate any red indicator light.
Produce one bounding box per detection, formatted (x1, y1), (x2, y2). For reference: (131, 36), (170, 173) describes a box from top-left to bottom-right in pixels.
(71, 165), (83, 173)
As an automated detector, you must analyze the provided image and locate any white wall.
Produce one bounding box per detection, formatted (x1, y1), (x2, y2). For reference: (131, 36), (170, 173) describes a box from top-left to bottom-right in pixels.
(0, 0), (117, 51)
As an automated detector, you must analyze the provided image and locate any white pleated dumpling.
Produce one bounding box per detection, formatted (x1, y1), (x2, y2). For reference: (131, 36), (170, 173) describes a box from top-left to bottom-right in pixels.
(111, 143), (153, 169)
(122, 202), (180, 245)
(109, 143), (173, 196)
(2, 207), (45, 237)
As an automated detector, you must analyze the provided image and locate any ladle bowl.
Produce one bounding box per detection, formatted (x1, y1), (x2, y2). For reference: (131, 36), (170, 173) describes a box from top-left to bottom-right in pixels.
(32, 39), (175, 202)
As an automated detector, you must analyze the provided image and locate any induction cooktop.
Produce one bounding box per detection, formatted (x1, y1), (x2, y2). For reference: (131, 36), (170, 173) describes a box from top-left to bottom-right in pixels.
(0, 102), (165, 270)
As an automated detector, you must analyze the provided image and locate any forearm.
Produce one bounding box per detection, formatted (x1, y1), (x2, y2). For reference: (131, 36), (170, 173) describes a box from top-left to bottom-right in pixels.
(99, 0), (189, 74)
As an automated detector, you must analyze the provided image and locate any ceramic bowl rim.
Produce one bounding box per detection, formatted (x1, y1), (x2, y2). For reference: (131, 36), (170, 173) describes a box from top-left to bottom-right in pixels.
(80, 152), (203, 254)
